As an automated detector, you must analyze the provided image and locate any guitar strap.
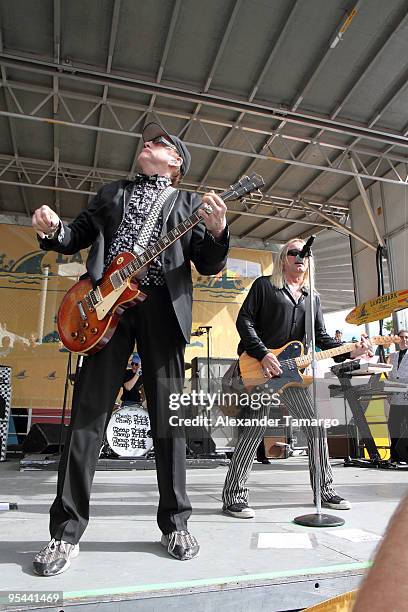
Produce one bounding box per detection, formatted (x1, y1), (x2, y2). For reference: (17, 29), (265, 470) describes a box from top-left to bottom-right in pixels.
(134, 185), (177, 250)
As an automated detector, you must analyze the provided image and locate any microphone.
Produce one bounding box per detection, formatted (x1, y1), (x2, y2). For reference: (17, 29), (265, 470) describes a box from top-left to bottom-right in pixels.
(295, 236), (315, 263)
(191, 330), (205, 337)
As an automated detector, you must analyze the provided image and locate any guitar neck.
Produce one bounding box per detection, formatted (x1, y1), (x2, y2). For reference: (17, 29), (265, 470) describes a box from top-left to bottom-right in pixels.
(119, 184), (239, 282)
(294, 336), (396, 368)
(295, 343), (357, 368)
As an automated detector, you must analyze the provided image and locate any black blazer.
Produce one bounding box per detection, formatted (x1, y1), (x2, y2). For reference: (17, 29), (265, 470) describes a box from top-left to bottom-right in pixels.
(39, 180), (229, 341)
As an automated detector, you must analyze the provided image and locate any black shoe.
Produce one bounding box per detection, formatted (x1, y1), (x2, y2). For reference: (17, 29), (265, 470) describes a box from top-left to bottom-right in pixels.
(161, 530), (199, 561)
(222, 502), (255, 518)
(321, 495), (351, 510)
(33, 539), (79, 576)
(258, 459), (271, 464)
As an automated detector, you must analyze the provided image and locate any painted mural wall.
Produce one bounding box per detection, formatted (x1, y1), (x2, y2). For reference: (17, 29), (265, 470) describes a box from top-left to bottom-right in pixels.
(0, 224), (273, 413)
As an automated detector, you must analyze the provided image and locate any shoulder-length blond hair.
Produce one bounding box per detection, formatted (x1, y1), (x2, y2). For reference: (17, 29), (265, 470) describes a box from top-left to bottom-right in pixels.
(270, 237), (314, 289)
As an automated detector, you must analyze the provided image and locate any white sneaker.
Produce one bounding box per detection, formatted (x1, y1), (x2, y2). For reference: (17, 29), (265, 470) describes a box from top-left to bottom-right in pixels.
(222, 503), (255, 518)
(33, 538), (79, 576)
(321, 495), (351, 510)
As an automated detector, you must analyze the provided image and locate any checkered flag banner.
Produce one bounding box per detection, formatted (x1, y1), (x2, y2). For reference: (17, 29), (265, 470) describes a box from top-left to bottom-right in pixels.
(0, 366), (12, 461)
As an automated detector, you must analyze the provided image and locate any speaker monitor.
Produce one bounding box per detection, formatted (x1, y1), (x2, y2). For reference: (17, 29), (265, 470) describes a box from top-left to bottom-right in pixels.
(326, 424), (359, 459)
(23, 423), (67, 454)
(191, 357), (237, 395)
(190, 357), (238, 453)
(185, 424), (216, 456)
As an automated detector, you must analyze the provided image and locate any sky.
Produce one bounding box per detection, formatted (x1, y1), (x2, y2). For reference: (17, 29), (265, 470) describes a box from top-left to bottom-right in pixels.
(324, 308), (378, 341)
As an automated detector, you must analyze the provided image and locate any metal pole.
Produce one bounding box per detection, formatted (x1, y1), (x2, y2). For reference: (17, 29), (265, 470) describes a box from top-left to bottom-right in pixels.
(308, 269), (322, 516)
(294, 242), (345, 527)
(37, 265), (49, 343)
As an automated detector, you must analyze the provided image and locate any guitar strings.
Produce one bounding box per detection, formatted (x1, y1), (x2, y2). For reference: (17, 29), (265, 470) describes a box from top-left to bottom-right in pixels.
(92, 180), (259, 297)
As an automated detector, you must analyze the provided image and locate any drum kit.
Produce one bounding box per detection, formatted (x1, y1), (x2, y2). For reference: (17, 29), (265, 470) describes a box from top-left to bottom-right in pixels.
(100, 361), (237, 459)
(100, 401), (153, 459)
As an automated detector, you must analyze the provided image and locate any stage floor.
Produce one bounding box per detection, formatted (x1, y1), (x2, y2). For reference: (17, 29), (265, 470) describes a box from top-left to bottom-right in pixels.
(1, 457), (407, 611)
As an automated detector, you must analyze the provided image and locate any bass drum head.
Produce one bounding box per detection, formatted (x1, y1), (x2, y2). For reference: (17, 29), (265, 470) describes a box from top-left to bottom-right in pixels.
(106, 404), (153, 457)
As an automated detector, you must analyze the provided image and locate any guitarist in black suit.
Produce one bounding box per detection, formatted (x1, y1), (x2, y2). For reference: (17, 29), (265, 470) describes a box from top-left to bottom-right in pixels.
(31, 123), (229, 575)
(222, 238), (373, 519)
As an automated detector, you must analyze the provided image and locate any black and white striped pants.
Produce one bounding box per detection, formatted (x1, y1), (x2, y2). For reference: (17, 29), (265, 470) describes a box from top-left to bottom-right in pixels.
(222, 386), (336, 507)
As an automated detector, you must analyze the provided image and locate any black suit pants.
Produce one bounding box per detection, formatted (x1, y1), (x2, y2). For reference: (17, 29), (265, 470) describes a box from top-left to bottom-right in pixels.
(49, 286), (191, 543)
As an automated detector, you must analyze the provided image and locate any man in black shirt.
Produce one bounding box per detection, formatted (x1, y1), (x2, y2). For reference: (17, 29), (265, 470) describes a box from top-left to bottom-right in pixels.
(222, 238), (373, 519)
(122, 353), (144, 405)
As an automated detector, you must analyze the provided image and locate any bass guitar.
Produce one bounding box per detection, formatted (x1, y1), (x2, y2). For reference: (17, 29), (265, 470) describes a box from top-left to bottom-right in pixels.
(57, 173), (264, 355)
(239, 335), (399, 393)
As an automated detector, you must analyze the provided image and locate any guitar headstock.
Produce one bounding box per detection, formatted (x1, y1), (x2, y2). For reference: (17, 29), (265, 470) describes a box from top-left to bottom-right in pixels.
(223, 173), (265, 202)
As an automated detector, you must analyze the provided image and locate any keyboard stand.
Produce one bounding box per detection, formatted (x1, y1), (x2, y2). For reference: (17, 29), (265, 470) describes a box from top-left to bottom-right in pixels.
(329, 360), (408, 470)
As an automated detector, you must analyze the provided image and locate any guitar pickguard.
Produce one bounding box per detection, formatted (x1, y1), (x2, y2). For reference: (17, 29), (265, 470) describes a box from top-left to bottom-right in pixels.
(256, 342), (305, 394)
(95, 284), (128, 320)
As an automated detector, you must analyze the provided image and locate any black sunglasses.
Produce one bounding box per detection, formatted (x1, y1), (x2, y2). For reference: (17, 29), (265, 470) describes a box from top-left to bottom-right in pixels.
(150, 136), (178, 150)
(287, 249), (302, 257)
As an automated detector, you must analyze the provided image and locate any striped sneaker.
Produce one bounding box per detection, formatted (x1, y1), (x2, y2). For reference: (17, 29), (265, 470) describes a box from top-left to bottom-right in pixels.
(222, 503), (255, 518)
(33, 539), (79, 576)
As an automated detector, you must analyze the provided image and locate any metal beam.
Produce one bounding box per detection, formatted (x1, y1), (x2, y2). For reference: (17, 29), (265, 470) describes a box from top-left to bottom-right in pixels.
(0, 151), (351, 217)
(265, 5), (408, 194)
(2, 52), (408, 150)
(295, 61), (408, 201)
(2, 76), (408, 169)
(348, 154), (384, 246)
(0, 27), (31, 217)
(300, 198), (376, 251)
(1, 108), (407, 187)
(265, 2), (362, 150)
(128, 0), (182, 177)
(89, 0), (121, 198)
(181, 0), (242, 144)
(218, 1), (362, 215)
(195, 0), (301, 189)
(329, 126), (408, 203)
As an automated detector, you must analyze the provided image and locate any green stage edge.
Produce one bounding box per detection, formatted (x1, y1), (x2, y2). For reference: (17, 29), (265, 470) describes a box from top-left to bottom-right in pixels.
(65, 561), (371, 600)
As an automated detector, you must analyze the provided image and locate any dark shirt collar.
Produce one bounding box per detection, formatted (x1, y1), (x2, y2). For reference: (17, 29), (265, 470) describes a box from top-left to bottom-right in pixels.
(283, 283), (309, 296)
(134, 173), (171, 187)
(398, 348), (407, 367)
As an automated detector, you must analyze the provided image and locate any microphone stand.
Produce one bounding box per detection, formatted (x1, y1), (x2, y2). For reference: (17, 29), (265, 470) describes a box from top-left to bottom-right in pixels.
(199, 326), (217, 456)
(46, 352), (83, 460)
(293, 239), (344, 528)
(57, 351), (72, 455)
(198, 326), (212, 398)
(191, 326), (216, 457)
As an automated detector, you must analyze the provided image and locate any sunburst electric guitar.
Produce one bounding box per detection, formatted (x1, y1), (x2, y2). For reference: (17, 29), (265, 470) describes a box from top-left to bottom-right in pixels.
(239, 335), (400, 393)
(57, 173), (264, 355)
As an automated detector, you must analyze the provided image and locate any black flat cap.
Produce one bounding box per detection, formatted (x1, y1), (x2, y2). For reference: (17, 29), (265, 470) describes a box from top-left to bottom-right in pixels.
(142, 122), (191, 176)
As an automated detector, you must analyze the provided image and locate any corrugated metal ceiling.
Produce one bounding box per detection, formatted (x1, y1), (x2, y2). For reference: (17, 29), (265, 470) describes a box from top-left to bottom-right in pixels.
(1, 0), (407, 311)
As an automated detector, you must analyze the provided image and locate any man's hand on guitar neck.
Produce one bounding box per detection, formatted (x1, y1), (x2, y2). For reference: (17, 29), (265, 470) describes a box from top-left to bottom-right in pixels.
(199, 191), (227, 240)
(350, 334), (375, 359)
(32, 205), (61, 239)
(261, 352), (283, 378)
